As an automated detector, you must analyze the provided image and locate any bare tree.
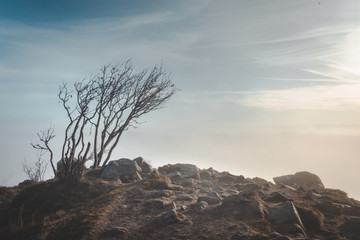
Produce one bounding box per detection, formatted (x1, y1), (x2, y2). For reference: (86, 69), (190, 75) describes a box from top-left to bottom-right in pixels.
(31, 126), (56, 176)
(22, 150), (48, 182)
(57, 60), (175, 178)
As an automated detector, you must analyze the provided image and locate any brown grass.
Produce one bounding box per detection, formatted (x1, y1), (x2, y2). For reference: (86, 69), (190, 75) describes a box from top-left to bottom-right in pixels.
(0, 177), (121, 240)
(141, 176), (173, 190)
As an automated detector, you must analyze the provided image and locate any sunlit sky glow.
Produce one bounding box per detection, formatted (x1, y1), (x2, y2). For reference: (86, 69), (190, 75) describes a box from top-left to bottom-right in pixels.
(1, 0), (360, 199)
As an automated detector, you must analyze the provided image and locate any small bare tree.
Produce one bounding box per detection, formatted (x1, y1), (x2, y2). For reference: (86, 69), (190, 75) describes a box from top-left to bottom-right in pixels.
(22, 150), (48, 182)
(58, 60), (175, 178)
(31, 126), (56, 176)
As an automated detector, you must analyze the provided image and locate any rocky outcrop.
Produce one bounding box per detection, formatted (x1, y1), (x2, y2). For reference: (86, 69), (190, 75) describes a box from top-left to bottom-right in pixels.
(273, 171), (324, 190)
(8, 159), (359, 240)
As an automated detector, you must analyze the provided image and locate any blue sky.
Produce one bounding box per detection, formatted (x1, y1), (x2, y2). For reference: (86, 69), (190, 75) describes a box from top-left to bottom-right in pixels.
(1, 0), (360, 199)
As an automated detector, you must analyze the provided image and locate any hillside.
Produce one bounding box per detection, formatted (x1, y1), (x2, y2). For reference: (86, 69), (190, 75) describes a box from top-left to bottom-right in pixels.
(1, 157), (360, 240)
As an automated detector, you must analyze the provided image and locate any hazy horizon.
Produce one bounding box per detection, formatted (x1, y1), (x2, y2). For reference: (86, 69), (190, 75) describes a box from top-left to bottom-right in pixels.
(1, 0), (360, 199)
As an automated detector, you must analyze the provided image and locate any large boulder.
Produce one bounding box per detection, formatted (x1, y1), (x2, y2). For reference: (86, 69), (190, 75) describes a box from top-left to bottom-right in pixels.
(273, 171), (324, 190)
(101, 158), (142, 182)
(133, 157), (153, 174)
(270, 201), (305, 236)
(159, 163), (200, 180)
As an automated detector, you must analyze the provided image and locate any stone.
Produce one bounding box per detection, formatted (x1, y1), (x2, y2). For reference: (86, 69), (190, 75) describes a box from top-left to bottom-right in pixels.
(18, 179), (36, 187)
(176, 194), (195, 201)
(101, 227), (128, 239)
(340, 216), (360, 236)
(197, 196), (221, 205)
(273, 171), (324, 190)
(220, 196), (266, 220)
(262, 192), (289, 203)
(314, 203), (342, 217)
(181, 180), (195, 188)
(160, 163), (200, 180)
(200, 170), (212, 180)
(218, 172), (245, 184)
(222, 194), (248, 206)
(194, 201), (209, 212)
(270, 201), (305, 236)
(296, 206), (324, 232)
(103, 179), (122, 187)
(148, 169), (161, 179)
(100, 158), (142, 182)
(161, 209), (184, 223)
(133, 157), (153, 174)
(207, 191), (222, 200)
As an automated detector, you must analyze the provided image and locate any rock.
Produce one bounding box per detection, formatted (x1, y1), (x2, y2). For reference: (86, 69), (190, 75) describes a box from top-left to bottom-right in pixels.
(232, 183), (261, 192)
(181, 180), (195, 188)
(270, 201), (305, 236)
(176, 194), (195, 201)
(146, 199), (171, 209)
(159, 163), (200, 180)
(339, 216), (360, 236)
(272, 236), (292, 240)
(103, 179), (122, 187)
(147, 189), (173, 198)
(161, 209), (184, 223)
(197, 196), (221, 205)
(148, 169), (162, 179)
(262, 192), (289, 203)
(218, 172), (245, 184)
(207, 191), (222, 200)
(220, 196), (266, 220)
(194, 201), (209, 212)
(101, 227), (128, 239)
(314, 203), (342, 217)
(306, 190), (322, 199)
(200, 170), (212, 180)
(343, 206), (360, 217)
(101, 158), (142, 182)
(222, 194), (248, 206)
(166, 171), (182, 179)
(273, 171), (324, 190)
(18, 179), (36, 187)
(133, 157), (153, 174)
(296, 206), (324, 233)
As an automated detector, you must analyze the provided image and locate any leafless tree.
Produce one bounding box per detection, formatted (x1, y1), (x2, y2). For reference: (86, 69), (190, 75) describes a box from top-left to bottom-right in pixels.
(31, 126), (56, 176)
(58, 60), (175, 178)
(22, 150), (48, 182)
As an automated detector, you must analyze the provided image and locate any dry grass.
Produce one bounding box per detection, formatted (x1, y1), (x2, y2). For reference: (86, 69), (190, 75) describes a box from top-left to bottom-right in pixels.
(141, 176), (173, 190)
(0, 177), (120, 240)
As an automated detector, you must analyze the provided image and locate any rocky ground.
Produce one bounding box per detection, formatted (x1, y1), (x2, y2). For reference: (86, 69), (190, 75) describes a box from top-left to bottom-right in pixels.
(1, 157), (360, 239)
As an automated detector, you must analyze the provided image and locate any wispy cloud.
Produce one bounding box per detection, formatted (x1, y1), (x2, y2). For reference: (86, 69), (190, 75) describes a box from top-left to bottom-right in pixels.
(240, 83), (360, 110)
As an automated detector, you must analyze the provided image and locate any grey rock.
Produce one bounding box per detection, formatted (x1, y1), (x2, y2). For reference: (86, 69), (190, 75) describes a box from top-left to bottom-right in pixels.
(101, 227), (128, 239)
(207, 191), (222, 200)
(262, 192), (289, 203)
(194, 201), (209, 212)
(161, 209), (184, 223)
(222, 194), (248, 206)
(340, 216), (360, 235)
(197, 196), (221, 205)
(270, 201), (305, 236)
(176, 194), (195, 201)
(103, 179), (122, 187)
(149, 169), (161, 179)
(315, 202), (342, 217)
(101, 158), (142, 182)
(200, 171), (212, 180)
(273, 171), (324, 190)
(133, 157), (153, 174)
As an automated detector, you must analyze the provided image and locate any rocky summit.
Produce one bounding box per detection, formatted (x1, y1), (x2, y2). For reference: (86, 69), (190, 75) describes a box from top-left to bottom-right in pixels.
(1, 157), (360, 240)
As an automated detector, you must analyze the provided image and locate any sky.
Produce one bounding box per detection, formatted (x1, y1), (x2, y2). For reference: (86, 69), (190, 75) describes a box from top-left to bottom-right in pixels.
(1, 0), (360, 199)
